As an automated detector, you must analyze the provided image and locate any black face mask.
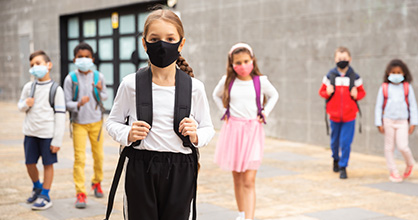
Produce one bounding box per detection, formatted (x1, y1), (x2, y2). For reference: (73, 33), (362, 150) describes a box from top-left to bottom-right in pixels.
(336, 60), (349, 69)
(145, 39), (182, 68)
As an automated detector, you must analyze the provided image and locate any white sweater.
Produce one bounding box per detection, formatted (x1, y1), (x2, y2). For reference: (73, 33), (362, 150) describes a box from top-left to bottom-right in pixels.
(18, 80), (66, 147)
(212, 75), (279, 119)
(106, 73), (215, 154)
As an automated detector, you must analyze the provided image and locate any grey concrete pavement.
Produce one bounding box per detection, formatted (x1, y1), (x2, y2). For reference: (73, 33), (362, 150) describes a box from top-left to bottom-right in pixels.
(1, 101), (418, 220)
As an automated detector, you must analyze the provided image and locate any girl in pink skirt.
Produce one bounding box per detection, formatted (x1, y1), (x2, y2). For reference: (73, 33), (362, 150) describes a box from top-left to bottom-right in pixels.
(212, 43), (279, 220)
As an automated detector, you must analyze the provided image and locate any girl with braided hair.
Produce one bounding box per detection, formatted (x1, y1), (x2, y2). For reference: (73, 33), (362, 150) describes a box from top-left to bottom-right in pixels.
(106, 8), (214, 220)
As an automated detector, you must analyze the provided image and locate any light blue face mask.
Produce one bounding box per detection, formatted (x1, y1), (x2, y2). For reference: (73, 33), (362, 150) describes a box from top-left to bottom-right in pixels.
(29, 65), (48, 79)
(388, 74), (405, 84)
(75, 58), (94, 72)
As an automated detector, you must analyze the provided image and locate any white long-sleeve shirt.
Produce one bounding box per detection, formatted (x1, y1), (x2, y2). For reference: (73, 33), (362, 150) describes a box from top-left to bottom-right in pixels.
(375, 83), (418, 126)
(212, 75), (279, 119)
(106, 72), (215, 154)
(18, 80), (66, 147)
(63, 70), (108, 124)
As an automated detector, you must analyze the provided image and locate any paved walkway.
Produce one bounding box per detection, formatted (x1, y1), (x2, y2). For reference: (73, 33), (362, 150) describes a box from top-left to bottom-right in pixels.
(0, 101), (417, 220)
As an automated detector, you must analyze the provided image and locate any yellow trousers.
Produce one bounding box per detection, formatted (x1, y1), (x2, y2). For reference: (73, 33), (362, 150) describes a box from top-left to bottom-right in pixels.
(72, 121), (104, 194)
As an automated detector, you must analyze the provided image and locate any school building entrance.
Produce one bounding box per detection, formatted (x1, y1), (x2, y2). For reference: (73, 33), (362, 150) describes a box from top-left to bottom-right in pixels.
(59, 1), (164, 111)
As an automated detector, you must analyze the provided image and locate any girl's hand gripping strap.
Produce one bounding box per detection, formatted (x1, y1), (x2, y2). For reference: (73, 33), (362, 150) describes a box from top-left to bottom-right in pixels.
(253, 75), (266, 124)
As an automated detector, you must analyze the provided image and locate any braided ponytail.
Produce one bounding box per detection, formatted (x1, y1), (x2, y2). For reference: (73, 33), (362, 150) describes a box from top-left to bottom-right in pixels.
(177, 55), (194, 77)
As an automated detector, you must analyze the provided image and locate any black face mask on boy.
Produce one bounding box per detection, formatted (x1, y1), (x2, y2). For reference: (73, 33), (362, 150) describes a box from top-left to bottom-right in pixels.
(145, 39), (182, 68)
(336, 60), (349, 69)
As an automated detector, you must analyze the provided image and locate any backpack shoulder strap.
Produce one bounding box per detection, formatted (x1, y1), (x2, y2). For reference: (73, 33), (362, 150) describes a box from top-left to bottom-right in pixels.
(69, 71), (78, 101)
(49, 81), (59, 110)
(29, 82), (36, 98)
(404, 82), (409, 107)
(173, 68), (193, 146)
(327, 71), (338, 102)
(132, 67), (153, 147)
(92, 70), (101, 103)
(382, 82), (389, 110)
(252, 75), (265, 124)
(347, 68), (356, 91)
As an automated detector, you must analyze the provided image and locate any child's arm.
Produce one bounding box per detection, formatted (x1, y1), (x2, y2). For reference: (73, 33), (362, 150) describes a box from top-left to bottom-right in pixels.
(319, 76), (332, 99)
(189, 80), (215, 147)
(261, 76), (279, 118)
(97, 73), (108, 101)
(408, 85), (418, 133)
(105, 79), (132, 146)
(354, 77), (366, 100)
(50, 87), (66, 149)
(212, 75), (227, 112)
(17, 82), (32, 112)
(374, 86), (384, 132)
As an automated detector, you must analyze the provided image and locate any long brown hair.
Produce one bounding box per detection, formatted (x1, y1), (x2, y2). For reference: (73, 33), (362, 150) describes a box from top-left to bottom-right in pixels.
(222, 47), (263, 108)
(383, 59), (413, 83)
(143, 8), (194, 77)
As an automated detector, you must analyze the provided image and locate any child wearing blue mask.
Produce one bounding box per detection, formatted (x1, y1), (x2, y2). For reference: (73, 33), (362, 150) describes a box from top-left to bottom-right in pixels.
(63, 42), (108, 208)
(375, 59), (417, 182)
(18, 50), (66, 210)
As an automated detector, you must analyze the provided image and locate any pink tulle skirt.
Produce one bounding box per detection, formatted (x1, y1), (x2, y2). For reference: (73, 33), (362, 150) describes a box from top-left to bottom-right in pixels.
(214, 116), (265, 172)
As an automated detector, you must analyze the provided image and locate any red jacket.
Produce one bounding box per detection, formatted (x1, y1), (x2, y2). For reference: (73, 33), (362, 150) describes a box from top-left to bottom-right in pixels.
(319, 67), (366, 122)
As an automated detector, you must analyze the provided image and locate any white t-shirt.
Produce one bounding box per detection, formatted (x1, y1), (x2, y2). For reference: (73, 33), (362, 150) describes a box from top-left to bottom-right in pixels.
(212, 75), (279, 119)
(18, 80), (66, 147)
(106, 72), (215, 154)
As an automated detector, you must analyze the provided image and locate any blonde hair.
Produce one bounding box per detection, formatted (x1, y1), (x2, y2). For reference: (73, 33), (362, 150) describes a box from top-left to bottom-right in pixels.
(334, 46), (351, 57)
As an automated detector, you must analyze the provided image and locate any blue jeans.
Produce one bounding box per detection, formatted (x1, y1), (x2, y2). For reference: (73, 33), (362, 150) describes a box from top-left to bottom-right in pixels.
(330, 119), (355, 168)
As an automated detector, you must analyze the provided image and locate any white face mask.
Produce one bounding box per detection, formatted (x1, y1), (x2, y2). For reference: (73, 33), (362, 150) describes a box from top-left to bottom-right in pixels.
(29, 65), (48, 78)
(75, 58), (94, 72)
(388, 74), (404, 84)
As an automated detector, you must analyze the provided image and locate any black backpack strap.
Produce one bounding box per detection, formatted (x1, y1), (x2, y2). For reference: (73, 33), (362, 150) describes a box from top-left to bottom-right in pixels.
(104, 67), (152, 220)
(347, 69), (362, 134)
(172, 69), (198, 220)
(29, 82), (36, 98)
(49, 81), (59, 111)
(132, 67), (153, 146)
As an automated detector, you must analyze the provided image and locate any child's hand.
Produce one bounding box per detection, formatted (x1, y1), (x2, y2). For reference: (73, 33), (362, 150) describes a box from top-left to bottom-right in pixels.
(326, 85), (334, 96)
(179, 118), (198, 145)
(257, 112), (266, 123)
(409, 125), (415, 134)
(378, 126), (384, 134)
(222, 115), (229, 124)
(94, 81), (103, 91)
(128, 121), (151, 142)
(77, 96), (90, 108)
(350, 87), (358, 99)
(50, 145), (60, 153)
(26, 98), (35, 107)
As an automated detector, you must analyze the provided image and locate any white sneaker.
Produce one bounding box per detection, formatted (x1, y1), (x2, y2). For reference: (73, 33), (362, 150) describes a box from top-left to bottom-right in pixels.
(31, 195), (52, 210)
(235, 217), (244, 220)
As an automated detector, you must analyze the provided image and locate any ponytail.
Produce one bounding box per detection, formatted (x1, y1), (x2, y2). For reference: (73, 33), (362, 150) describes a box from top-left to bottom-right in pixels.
(177, 55), (194, 77)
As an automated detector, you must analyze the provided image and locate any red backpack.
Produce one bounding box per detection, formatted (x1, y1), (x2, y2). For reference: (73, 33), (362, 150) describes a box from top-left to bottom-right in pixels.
(382, 82), (409, 111)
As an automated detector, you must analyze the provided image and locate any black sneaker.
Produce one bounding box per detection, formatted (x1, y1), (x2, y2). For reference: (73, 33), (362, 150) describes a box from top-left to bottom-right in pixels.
(333, 160), (339, 172)
(340, 167), (347, 179)
(27, 188), (42, 203)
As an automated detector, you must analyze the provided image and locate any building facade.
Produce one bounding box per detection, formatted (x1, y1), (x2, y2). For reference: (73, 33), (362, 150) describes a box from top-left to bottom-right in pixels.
(1, 0), (418, 158)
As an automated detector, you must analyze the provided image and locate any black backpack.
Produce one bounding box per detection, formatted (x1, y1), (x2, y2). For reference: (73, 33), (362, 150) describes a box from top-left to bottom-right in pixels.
(27, 81), (59, 112)
(324, 69), (362, 135)
(104, 67), (199, 220)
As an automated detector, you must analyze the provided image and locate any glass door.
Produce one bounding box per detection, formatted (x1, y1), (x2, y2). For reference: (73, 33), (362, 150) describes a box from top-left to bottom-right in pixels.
(60, 2), (162, 112)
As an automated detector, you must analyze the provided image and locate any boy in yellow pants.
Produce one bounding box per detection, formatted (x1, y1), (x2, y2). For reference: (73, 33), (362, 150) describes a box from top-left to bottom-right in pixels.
(63, 42), (108, 208)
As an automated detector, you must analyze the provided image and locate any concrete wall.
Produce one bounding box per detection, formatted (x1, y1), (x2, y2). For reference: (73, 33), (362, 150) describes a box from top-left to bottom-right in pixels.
(1, 0), (418, 158)
(175, 0), (418, 158)
(0, 0), (153, 99)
